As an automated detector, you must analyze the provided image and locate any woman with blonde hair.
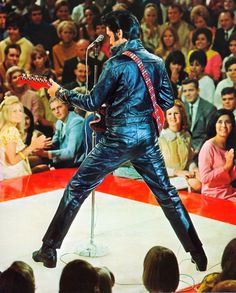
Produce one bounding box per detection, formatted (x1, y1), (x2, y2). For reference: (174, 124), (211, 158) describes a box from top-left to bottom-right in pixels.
(0, 96), (51, 179)
(155, 27), (180, 60)
(52, 20), (78, 81)
(141, 3), (161, 52)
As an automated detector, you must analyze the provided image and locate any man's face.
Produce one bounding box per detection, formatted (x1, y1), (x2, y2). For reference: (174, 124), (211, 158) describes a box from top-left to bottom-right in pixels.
(5, 48), (20, 67)
(95, 24), (107, 37)
(167, 7), (182, 24)
(50, 100), (69, 121)
(7, 26), (20, 42)
(76, 40), (90, 60)
(30, 10), (43, 24)
(222, 93), (236, 110)
(219, 12), (235, 30)
(182, 82), (199, 103)
(74, 63), (89, 83)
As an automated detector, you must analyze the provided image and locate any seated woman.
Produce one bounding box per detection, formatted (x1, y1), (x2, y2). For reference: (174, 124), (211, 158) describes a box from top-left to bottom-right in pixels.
(198, 109), (236, 201)
(165, 50), (188, 98)
(0, 96), (51, 180)
(159, 99), (201, 192)
(142, 246), (179, 293)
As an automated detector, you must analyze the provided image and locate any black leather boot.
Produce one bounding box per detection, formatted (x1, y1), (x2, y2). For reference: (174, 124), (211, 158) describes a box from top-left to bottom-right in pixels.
(32, 246), (57, 268)
(190, 247), (207, 271)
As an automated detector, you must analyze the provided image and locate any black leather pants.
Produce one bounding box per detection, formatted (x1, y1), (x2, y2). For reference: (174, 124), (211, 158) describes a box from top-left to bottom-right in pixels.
(42, 122), (202, 252)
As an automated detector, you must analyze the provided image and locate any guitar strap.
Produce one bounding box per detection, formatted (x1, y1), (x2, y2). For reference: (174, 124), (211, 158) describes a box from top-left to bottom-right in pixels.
(122, 50), (164, 135)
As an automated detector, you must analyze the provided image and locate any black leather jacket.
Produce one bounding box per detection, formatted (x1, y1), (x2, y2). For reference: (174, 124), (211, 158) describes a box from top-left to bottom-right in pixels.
(58, 39), (174, 125)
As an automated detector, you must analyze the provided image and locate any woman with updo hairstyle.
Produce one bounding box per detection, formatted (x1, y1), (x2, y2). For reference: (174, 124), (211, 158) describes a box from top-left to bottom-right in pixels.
(142, 246), (179, 293)
(0, 96), (50, 179)
(187, 27), (222, 81)
(51, 0), (72, 29)
(189, 5), (215, 50)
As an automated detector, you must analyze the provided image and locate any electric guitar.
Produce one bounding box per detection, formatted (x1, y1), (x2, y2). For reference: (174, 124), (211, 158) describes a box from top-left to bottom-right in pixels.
(17, 73), (51, 90)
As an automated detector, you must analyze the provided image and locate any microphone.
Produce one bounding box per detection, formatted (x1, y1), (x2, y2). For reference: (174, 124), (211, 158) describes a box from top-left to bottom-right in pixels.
(87, 35), (104, 49)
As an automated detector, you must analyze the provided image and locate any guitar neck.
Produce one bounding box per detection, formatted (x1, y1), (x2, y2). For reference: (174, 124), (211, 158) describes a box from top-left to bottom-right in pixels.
(18, 73), (51, 90)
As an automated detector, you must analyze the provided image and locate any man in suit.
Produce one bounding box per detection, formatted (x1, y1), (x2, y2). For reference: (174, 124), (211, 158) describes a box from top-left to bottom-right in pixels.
(213, 10), (236, 59)
(182, 79), (217, 156)
(35, 97), (85, 168)
(61, 38), (103, 86)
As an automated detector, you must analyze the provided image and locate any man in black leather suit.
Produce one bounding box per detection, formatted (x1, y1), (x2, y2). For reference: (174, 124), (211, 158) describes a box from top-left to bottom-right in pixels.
(33, 10), (208, 271)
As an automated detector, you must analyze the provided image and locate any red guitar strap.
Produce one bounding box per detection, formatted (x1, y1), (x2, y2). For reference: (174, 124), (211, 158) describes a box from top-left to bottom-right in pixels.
(122, 51), (164, 134)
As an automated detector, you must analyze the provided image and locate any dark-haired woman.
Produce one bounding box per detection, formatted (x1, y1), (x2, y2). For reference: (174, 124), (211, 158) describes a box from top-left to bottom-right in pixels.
(198, 109), (236, 201)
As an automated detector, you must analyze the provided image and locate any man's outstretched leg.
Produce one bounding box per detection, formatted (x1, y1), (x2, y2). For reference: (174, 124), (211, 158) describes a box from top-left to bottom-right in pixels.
(32, 139), (130, 268)
(131, 144), (207, 271)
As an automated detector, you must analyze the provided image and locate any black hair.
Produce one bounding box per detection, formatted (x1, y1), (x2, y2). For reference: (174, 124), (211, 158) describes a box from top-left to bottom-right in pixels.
(101, 10), (140, 40)
(165, 50), (186, 80)
(4, 43), (21, 56)
(5, 12), (24, 33)
(192, 27), (212, 47)
(206, 109), (236, 150)
(221, 87), (236, 97)
(225, 56), (236, 71)
(189, 49), (207, 68)
(181, 78), (199, 89)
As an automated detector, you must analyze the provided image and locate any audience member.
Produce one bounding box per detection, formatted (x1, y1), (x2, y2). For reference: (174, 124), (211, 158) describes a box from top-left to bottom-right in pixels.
(221, 32), (236, 78)
(189, 5), (215, 51)
(182, 79), (216, 157)
(165, 50), (188, 98)
(71, 0), (96, 26)
(95, 266), (115, 293)
(198, 109), (236, 201)
(0, 260), (35, 293)
(35, 97), (84, 168)
(221, 87), (236, 119)
(0, 5), (8, 41)
(155, 26), (180, 60)
(188, 27), (222, 82)
(0, 43), (21, 92)
(52, 20), (78, 82)
(159, 99), (201, 192)
(30, 44), (53, 76)
(214, 56), (236, 109)
(61, 38), (89, 85)
(0, 95), (50, 180)
(213, 10), (236, 60)
(59, 259), (99, 293)
(140, 3), (161, 52)
(0, 12), (34, 72)
(51, 0), (72, 30)
(161, 4), (193, 56)
(187, 49), (215, 104)
(198, 238), (236, 292)
(5, 66), (43, 124)
(23, 4), (58, 59)
(79, 5), (100, 42)
(23, 106), (50, 173)
(142, 246), (179, 293)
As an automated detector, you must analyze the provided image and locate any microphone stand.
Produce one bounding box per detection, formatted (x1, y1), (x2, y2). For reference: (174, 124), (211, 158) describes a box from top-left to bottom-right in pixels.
(77, 43), (108, 258)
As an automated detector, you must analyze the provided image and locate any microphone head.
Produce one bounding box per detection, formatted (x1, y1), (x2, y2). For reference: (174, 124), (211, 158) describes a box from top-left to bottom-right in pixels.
(96, 34), (104, 42)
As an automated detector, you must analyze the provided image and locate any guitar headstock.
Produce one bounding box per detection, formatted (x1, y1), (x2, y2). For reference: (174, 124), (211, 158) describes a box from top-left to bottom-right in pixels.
(18, 73), (51, 90)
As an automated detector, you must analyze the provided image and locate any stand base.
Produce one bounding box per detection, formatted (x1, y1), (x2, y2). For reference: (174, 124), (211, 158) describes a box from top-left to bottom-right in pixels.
(77, 243), (108, 258)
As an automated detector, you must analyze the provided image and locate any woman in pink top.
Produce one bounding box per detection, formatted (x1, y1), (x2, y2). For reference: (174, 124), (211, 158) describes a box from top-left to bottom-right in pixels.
(199, 109), (236, 201)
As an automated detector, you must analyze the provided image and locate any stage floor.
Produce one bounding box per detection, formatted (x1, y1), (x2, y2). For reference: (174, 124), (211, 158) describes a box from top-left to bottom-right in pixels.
(0, 169), (236, 293)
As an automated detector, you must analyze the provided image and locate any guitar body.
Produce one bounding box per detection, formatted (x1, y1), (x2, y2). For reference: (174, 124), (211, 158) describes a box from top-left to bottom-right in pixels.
(89, 106), (107, 132)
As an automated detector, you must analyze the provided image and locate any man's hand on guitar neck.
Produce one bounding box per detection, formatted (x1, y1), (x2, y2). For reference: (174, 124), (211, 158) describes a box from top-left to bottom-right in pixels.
(48, 78), (60, 98)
